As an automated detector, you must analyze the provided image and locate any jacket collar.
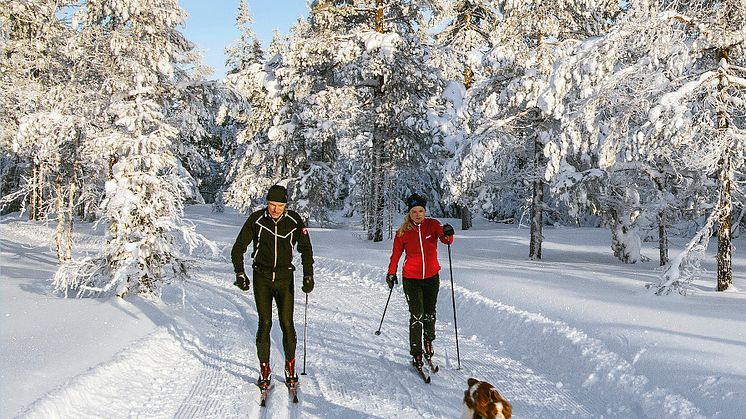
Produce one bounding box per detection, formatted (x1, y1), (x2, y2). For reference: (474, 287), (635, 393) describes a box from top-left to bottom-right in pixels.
(263, 208), (286, 222)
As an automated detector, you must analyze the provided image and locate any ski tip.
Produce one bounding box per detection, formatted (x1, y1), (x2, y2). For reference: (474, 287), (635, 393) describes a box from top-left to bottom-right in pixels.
(260, 399), (266, 407)
(293, 395), (299, 403)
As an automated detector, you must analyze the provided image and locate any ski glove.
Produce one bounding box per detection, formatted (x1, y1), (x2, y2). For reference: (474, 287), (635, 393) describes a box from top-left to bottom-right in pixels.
(302, 275), (314, 293)
(234, 272), (250, 291)
(386, 273), (398, 289)
(442, 223), (455, 237)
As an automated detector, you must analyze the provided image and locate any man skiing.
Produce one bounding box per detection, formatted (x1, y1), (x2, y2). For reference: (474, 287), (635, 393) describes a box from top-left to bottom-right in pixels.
(231, 184), (314, 397)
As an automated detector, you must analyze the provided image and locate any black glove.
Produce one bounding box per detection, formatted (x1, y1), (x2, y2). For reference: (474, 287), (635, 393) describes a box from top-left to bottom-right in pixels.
(234, 272), (250, 291)
(442, 223), (455, 237)
(386, 273), (398, 289)
(302, 275), (314, 293)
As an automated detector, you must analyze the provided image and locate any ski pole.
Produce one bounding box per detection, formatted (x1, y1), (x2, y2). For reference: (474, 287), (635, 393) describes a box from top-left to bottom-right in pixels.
(301, 293), (308, 375)
(448, 243), (461, 370)
(374, 285), (394, 335)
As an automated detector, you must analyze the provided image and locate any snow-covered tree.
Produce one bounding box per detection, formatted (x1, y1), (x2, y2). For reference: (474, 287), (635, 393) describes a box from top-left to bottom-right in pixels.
(0, 0), (81, 221)
(323, 0), (454, 240)
(52, 0), (210, 298)
(435, 0), (499, 230)
(54, 80), (197, 297)
(225, 0), (263, 74)
(224, 29), (289, 213)
(227, 0), (455, 236)
(540, 0), (746, 291)
(166, 80), (247, 205)
(0, 0), (106, 264)
(449, 0), (619, 258)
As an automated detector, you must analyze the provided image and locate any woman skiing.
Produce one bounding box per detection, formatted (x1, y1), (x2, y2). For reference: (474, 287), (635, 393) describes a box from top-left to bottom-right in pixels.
(386, 193), (454, 373)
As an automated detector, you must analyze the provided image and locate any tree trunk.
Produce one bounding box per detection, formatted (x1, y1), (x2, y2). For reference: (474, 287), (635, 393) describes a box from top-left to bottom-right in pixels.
(716, 47), (732, 292)
(610, 205), (642, 264)
(375, 0), (384, 33)
(29, 161), (40, 221)
(368, 0), (385, 243)
(370, 131), (385, 242)
(461, 62), (473, 231)
(55, 174), (65, 262)
(658, 211), (668, 266)
(717, 154), (733, 291)
(529, 135), (543, 260)
(65, 161), (77, 261)
(463, 67), (474, 89)
(529, 32), (545, 260)
(460, 206), (472, 230)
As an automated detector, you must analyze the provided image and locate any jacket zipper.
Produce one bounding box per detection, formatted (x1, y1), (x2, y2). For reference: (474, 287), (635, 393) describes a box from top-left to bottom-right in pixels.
(273, 219), (278, 282)
(417, 223), (425, 279)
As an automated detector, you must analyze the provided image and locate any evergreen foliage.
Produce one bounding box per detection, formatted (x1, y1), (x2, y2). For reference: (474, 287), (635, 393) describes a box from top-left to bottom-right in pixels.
(1, 0), (744, 295)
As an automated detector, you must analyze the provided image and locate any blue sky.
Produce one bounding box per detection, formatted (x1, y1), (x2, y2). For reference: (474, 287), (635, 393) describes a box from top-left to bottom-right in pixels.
(179, 0), (310, 79)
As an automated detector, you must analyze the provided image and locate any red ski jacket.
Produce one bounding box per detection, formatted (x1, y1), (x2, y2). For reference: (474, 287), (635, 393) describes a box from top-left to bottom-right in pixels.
(387, 218), (454, 280)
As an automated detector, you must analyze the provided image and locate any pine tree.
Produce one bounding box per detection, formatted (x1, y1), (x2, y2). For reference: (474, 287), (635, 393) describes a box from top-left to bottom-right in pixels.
(1, 0), (88, 258)
(226, 0), (454, 233)
(452, 0), (619, 258)
(53, 0), (209, 298)
(436, 0), (500, 230)
(540, 0), (746, 291)
(225, 0), (263, 74)
(225, 29), (290, 213)
(346, 0), (453, 240)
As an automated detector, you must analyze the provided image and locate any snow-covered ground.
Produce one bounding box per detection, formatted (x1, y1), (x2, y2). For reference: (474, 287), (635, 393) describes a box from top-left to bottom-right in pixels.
(1, 205), (744, 418)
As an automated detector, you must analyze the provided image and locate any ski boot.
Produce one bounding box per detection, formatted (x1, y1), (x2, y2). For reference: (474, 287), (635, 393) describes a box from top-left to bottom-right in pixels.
(257, 362), (271, 390)
(412, 354), (431, 383)
(412, 354), (424, 369)
(285, 358), (299, 402)
(284, 358), (298, 385)
(424, 340), (434, 361)
(423, 340), (439, 372)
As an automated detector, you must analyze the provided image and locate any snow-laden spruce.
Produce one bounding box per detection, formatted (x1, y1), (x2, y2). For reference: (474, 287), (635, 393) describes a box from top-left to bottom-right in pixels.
(539, 0), (746, 293)
(444, 0), (619, 260)
(226, 0), (457, 238)
(47, 0), (215, 298)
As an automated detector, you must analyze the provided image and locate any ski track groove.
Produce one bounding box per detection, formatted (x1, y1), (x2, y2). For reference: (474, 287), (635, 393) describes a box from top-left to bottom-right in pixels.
(176, 268), (269, 419)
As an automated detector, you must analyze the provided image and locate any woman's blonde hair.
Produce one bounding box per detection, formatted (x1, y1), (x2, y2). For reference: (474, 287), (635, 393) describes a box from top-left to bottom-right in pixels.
(397, 211), (420, 237)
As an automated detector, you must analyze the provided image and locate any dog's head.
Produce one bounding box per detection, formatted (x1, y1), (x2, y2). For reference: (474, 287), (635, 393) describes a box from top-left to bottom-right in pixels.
(463, 377), (512, 419)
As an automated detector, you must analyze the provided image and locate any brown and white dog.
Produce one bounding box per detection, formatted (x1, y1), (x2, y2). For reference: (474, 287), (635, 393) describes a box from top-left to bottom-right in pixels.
(461, 377), (512, 419)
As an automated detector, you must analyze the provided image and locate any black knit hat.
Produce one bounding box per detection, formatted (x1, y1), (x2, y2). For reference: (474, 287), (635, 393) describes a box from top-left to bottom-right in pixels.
(266, 184), (288, 203)
(405, 193), (427, 211)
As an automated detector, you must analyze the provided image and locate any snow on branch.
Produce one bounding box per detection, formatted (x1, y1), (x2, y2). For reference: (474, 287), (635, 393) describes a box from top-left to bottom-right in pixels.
(359, 31), (401, 59)
(648, 206), (719, 296)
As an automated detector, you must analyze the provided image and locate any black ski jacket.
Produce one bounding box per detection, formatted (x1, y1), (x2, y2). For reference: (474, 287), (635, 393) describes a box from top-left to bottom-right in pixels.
(231, 208), (314, 279)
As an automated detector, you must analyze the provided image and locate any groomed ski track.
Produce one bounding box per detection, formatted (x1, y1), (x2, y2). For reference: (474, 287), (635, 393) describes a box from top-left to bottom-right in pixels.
(20, 234), (702, 418)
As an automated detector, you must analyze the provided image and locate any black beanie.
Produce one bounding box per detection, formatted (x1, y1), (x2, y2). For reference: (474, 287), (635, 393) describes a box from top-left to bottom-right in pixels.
(405, 193), (427, 211)
(266, 185), (288, 203)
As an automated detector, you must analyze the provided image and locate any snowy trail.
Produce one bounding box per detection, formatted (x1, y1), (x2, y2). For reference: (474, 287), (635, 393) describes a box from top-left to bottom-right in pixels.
(22, 253), (597, 418)
(19, 235), (706, 419)
(307, 256), (595, 418)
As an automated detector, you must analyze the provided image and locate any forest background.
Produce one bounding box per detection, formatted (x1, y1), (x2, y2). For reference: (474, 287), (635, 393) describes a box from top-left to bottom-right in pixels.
(1, 0), (745, 297)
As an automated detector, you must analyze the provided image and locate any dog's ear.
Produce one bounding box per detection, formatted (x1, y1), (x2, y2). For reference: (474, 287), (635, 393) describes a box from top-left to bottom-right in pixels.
(490, 388), (501, 401)
(491, 389), (512, 419)
(463, 389), (475, 408)
(467, 377), (479, 387)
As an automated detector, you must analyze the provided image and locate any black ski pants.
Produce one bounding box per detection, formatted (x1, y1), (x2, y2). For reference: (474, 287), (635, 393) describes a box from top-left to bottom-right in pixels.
(403, 274), (440, 357)
(253, 270), (296, 364)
